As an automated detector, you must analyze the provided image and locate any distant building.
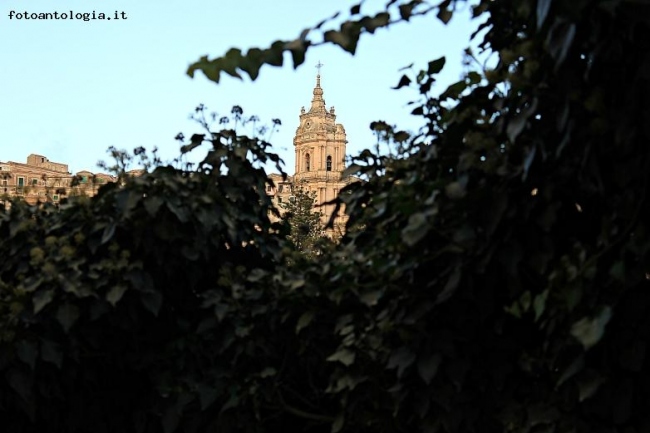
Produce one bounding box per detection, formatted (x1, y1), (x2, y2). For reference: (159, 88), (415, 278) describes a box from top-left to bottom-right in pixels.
(0, 153), (116, 206)
(267, 70), (359, 236)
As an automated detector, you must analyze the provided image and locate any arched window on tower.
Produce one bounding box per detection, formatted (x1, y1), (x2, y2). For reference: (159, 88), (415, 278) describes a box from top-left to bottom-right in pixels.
(326, 155), (332, 171)
(305, 153), (311, 171)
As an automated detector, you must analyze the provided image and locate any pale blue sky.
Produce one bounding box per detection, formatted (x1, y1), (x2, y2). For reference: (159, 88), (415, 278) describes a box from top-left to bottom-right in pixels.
(1, 0), (480, 174)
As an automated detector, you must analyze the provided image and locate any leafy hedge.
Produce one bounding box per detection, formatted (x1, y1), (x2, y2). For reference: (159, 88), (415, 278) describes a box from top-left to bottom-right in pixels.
(2, 0), (649, 432)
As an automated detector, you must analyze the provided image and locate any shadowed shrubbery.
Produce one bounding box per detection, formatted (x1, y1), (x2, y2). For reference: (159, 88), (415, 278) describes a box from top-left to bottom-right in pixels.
(2, 1), (650, 432)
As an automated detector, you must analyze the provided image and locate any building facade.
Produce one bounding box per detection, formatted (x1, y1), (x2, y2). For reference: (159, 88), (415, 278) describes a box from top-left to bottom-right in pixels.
(0, 154), (116, 206)
(267, 72), (357, 235)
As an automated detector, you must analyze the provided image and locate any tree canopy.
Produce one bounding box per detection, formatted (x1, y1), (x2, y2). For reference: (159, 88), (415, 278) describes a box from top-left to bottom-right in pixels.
(280, 185), (327, 259)
(1, 0), (649, 432)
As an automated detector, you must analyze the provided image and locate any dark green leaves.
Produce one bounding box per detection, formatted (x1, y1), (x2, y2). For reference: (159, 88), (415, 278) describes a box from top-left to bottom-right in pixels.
(327, 348), (356, 366)
(6, 368), (32, 402)
(286, 38), (310, 69)
(33, 289), (54, 314)
(296, 311), (315, 334)
(56, 304), (80, 333)
(506, 98), (539, 143)
(437, 4), (452, 24)
(324, 21), (362, 55)
(106, 285), (128, 306)
(417, 353), (441, 384)
(401, 212), (429, 246)
(393, 74), (411, 90)
(187, 43), (286, 82)
(387, 347), (416, 377)
(537, 0), (552, 29)
(546, 19), (576, 69)
(1, 0), (648, 431)
(570, 306), (612, 349)
(16, 341), (38, 370)
(427, 57), (446, 75)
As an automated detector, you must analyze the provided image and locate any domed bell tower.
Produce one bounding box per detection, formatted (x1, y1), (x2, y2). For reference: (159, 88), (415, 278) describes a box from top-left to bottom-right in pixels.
(292, 64), (348, 230)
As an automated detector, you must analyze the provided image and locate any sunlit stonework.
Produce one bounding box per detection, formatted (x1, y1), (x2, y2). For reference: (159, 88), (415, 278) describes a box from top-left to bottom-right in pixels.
(267, 68), (357, 236)
(0, 154), (117, 207)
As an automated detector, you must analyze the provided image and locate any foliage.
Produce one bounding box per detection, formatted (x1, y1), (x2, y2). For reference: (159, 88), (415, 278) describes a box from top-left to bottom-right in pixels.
(2, 0), (650, 432)
(280, 185), (326, 259)
(0, 126), (290, 432)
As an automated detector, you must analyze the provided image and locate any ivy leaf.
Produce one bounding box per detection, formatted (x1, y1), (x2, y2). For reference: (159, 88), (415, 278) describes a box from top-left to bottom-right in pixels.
(40, 339), (63, 369)
(198, 385), (220, 411)
(418, 353), (442, 384)
(534, 289), (549, 321)
(141, 291), (163, 316)
(332, 413), (345, 433)
(436, 266), (461, 304)
(56, 303), (80, 333)
(577, 371), (606, 402)
(360, 290), (382, 307)
(296, 311), (315, 334)
(361, 12), (390, 33)
(399, 3), (415, 21)
(162, 406), (180, 433)
(107, 285), (128, 306)
(393, 74), (411, 89)
(7, 368), (32, 402)
(609, 260), (625, 281)
(260, 367), (277, 378)
(427, 57), (446, 75)
(101, 222), (116, 245)
(264, 41), (286, 67)
(507, 98), (538, 144)
(325, 21), (361, 54)
(556, 354), (584, 388)
(342, 163), (362, 177)
(324, 30), (352, 53)
(442, 80), (467, 99)
(537, 0), (552, 29)
(522, 144), (537, 181)
(285, 38), (309, 69)
(33, 289), (54, 314)
(240, 48), (264, 81)
(527, 404), (560, 427)
(402, 212), (429, 246)
(144, 196), (164, 217)
(387, 347), (416, 377)
(571, 306), (612, 349)
(467, 71), (482, 85)
(437, 7), (452, 24)
(116, 189), (142, 219)
(16, 341), (38, 370)
(547, 19), (576, 69)
(327, 348), (356, 366)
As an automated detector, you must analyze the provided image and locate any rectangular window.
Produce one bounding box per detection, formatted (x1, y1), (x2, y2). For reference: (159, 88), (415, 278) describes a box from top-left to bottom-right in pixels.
(52, 195), (59, 201)
(31, 178), (38, 186)
(81, 176), (88, 183)
(17, 177), (24, 187)
(278, 197), (283, 204)
(279, 185), (284, 193)
(266, 185), (272, 192)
